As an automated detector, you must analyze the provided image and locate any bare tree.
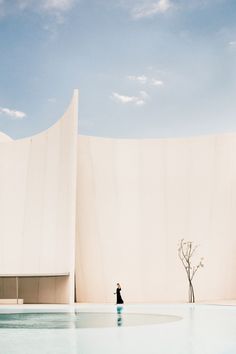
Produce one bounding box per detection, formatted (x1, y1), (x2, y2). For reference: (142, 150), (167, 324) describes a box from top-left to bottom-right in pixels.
(178, 239), (204, 303)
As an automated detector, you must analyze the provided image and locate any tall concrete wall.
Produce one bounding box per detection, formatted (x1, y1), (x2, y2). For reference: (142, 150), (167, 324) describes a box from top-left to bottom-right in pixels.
(0, 91), (78, 303)
(1, 91), (236, 304)
(76, 134), (236, 303)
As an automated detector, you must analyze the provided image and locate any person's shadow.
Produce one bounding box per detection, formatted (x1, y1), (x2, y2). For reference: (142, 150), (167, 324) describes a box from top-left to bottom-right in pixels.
(116, 305), (123, 327)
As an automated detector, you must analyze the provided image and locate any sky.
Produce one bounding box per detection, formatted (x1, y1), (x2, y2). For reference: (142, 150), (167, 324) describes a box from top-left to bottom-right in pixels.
(0, 0), (236, 139)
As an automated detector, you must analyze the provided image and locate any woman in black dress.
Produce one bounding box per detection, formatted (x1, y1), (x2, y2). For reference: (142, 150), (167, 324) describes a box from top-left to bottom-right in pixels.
(114, 283), (124, 304)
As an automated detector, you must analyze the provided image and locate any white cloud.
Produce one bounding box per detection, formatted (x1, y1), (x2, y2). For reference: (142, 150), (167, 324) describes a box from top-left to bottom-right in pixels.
(111, 91), (149, 106)
(140, 90), (149, 98)
(15, 0), (75, 12)
(151, 79), (164, 86)
(0, 107), (26, 119)
(47, 97), (57, 103)
(0, 0), (76, 24)
(128, 75), (148, 84)
(229, 41), (236, 47)
(132, 0), (172, 19)
(112, 92), (138, 104)
(137, 90), (149, 105)
(119, 0), (222, 20)
(41, 0), (74, 12)
(128, 74), (164, 87)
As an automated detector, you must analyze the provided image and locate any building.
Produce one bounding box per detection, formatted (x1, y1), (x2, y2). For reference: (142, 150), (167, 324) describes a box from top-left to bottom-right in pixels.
(0, 91), (236, 304)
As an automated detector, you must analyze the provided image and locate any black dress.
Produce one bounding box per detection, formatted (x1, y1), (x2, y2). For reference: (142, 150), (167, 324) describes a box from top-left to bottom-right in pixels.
(116, 287), (124, 304)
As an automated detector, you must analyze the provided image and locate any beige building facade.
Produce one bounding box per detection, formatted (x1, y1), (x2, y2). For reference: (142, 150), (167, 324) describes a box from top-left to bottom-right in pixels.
(0, 91), (78, 304)
(0, 91), (236, 303)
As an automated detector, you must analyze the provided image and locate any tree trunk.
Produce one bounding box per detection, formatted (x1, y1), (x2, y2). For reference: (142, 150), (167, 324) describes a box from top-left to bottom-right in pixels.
(188, 280), (195, 303)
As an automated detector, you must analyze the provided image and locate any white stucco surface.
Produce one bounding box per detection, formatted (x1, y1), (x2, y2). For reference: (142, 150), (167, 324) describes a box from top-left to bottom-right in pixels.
(76, 134), (236, 303)
(0, 91), (78, 302)
(0, 132), (12, 142)
(1, 90), (236, 304)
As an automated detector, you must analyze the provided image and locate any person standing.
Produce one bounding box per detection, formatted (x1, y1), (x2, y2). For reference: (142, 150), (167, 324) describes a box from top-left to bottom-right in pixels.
(114, 283), (124, 304)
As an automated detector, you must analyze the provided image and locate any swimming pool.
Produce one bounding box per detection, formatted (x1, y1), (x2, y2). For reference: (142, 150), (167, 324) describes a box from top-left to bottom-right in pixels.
(0, 304), (235, 354)
(0, 311), (181, 329)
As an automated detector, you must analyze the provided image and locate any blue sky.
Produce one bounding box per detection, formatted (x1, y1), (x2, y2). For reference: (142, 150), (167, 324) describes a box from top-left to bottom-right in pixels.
(0, 0), (236, 139)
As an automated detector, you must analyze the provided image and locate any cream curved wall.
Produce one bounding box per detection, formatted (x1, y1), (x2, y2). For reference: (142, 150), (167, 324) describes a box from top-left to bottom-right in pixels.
(0, 91), (78, 302)
(1, 93), (236, 304)
(0, 132), (13, 142)
(76, 134), (236, 303)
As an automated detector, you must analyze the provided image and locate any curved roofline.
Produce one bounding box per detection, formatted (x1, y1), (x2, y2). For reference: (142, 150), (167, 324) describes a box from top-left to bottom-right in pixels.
(0, 90), (79, 144)
(0, 132), (13, 142)
(78, 130), (236, 142)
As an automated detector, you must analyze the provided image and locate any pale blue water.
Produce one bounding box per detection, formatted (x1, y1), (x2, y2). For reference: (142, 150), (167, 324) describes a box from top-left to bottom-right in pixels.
(0, 304), (235, 354)
(0, 312), (180, 329)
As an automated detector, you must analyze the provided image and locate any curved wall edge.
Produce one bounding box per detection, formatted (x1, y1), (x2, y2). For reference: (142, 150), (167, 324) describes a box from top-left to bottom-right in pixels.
(0, 90), (79, 304)
(0, 132), (13, 142)
(1, 90), (236, 303)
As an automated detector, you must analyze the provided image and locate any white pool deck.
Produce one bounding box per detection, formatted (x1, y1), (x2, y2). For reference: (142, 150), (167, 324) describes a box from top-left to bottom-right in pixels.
(0, 302), (236, 354)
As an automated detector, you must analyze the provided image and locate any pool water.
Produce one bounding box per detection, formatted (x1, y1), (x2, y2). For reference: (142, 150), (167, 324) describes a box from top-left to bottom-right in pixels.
(0, 312), (181, 329)
(0, 304), (236, 354)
